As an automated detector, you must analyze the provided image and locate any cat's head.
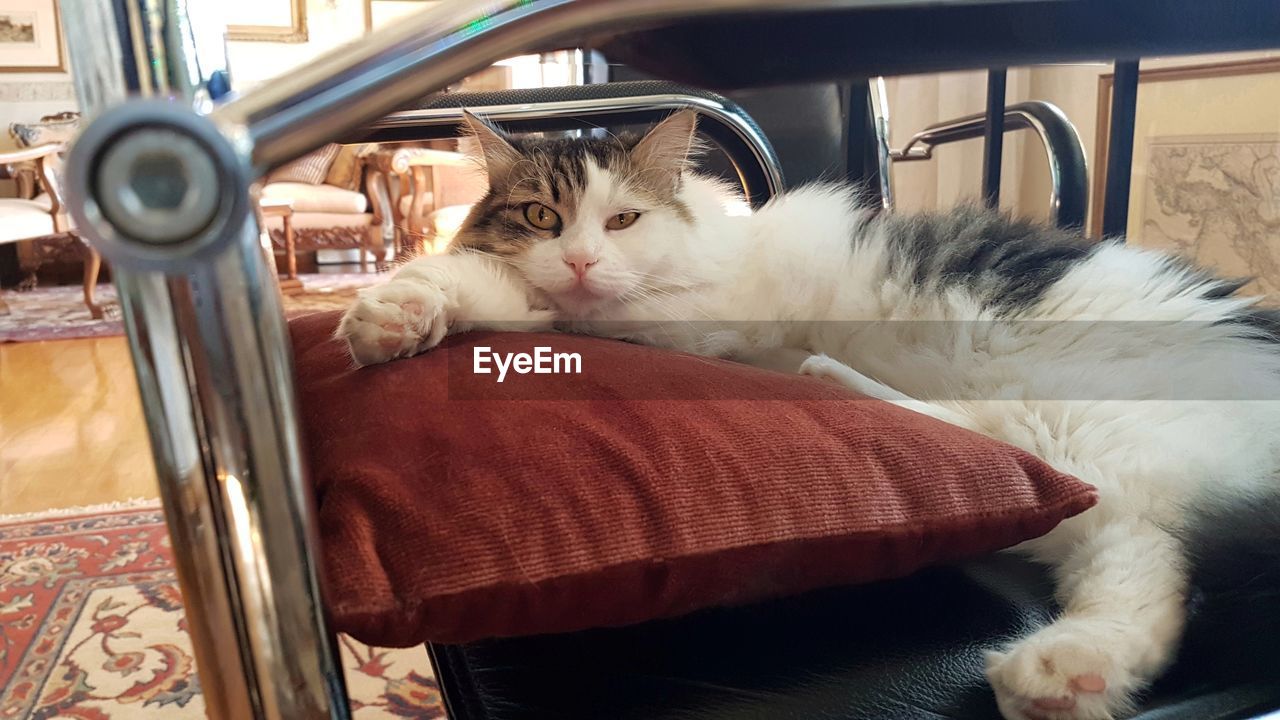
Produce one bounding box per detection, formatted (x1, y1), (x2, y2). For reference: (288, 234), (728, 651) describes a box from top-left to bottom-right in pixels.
(450, 110), (703, 316)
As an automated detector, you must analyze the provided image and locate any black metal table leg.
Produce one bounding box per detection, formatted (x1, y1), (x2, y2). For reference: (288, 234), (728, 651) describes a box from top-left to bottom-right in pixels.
(982, 68), (1007, 208)
(1103, 60), (1141, 238)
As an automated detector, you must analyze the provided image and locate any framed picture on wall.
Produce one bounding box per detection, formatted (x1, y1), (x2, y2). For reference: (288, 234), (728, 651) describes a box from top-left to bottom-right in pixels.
(0, 0), (63, 72)
(227, 0), (308, 43)
(1091, 58), (1280, 298)
(365, 0), (441, 33)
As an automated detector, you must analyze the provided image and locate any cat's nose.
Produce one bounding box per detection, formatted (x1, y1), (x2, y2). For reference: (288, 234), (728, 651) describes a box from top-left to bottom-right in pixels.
(562, 253), (598, 278)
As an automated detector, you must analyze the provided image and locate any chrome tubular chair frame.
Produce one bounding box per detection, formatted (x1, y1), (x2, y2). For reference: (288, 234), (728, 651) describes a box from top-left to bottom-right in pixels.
(866, 77), (895, 211)
(890, 101), (1089, 229)
(58, 1), (1280, 719)
(356, 81), (783, 207)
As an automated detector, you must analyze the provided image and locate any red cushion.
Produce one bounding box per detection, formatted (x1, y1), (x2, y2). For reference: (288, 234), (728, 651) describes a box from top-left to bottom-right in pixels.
(291, 311), (1095, 647)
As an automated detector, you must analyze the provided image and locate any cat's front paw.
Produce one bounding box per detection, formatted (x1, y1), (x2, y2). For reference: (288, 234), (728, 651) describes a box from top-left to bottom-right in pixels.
(799, 354), (883, 396)
(337, 279), (451, 366)
(798, 354), (851, 385)
(986, 618), (1143, 720)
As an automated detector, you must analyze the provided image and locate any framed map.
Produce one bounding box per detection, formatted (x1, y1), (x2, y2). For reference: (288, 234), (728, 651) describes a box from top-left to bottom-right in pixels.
(1092, 58), (1280, 301)
(0, 0), (63, 72)
(1141, 134), (1280, 297)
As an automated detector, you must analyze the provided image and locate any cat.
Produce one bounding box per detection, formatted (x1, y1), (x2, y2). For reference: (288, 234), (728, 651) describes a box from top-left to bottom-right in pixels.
(336, 110), (1280, 720)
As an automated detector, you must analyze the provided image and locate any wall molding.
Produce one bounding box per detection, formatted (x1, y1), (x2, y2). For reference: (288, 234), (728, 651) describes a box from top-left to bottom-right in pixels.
(0, 82), (76, 103)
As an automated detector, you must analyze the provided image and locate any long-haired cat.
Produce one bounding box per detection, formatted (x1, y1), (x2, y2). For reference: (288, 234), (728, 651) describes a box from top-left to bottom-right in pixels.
(337, 110), (1280, 720)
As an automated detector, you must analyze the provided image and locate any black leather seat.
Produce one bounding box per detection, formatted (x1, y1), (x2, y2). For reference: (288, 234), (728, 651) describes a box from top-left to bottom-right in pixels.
(430, 555), (1280, 719)
(605, 65), (876, 191)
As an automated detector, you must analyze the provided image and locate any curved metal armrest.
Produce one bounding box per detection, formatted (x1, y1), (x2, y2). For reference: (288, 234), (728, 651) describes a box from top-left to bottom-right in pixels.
(353, 81), (784, 208)
(891, 101), (1087, 229)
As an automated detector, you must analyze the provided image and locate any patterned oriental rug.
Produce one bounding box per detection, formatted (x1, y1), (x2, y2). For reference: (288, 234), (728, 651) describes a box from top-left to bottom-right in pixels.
(0, 273), (384, 343)
(0, 502), (445, 719)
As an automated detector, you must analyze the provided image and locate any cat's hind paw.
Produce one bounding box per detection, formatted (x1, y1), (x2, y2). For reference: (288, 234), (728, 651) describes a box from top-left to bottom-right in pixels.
(985, 619), (1141, 720)
(337, 279), (450, 366)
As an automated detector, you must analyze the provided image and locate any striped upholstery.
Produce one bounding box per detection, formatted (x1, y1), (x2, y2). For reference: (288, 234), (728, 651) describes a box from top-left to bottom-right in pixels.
(266, 144), (342, 185)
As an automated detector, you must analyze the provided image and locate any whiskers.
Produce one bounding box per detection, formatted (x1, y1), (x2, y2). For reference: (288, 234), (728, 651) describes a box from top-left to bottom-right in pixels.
(621, 268), (708, 293)
(454, 246), (529, 273)
(617, 272), (714, 324)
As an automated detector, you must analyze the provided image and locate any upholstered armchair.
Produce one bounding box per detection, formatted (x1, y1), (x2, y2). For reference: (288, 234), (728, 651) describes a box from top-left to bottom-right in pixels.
(371, 146), (487, 257)
(258, 144), (393, 273)
(0, 143), (105, 318)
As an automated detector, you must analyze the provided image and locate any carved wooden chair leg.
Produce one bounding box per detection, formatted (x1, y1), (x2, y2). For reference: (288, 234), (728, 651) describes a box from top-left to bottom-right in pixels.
(426, 216), (443, 255)
(407, 166), (431, 257)
(366, 225), (388, 273)
(83, 244), (106, 319)
(365, 166), (397, 264)
(283, 214), (298, 281)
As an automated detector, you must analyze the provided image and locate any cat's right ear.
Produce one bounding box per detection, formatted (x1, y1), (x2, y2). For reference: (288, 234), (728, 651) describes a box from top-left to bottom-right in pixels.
(461, 110), (521, 180)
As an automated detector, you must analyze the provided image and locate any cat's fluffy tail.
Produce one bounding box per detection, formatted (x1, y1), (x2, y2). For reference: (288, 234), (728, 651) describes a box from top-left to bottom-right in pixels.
(1178, 492), (1280, 678)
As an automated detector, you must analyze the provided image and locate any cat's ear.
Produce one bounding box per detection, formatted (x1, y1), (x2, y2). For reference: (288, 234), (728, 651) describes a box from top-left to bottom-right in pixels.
(461, 109), (521, 180)
(629, 110), (700, 186)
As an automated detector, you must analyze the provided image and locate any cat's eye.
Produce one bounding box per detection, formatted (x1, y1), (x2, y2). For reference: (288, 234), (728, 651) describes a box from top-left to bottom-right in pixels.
(606, 211), (641, 230)
(523, 202), (560, 230)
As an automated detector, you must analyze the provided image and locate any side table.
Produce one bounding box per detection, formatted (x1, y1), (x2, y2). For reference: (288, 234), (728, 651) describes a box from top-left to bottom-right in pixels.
(259, 198), (301, 295)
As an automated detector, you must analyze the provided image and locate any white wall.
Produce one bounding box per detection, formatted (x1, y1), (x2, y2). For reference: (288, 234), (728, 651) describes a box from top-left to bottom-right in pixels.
(223, 0), (574, 92)
(225, 0), (367, 90)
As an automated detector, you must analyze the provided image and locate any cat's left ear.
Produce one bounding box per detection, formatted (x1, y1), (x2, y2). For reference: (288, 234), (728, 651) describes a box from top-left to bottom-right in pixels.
(629, 110), (700, 186)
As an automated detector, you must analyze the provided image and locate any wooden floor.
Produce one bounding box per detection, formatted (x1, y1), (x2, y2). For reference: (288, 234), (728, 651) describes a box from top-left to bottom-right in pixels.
(0, 337), (159, 515)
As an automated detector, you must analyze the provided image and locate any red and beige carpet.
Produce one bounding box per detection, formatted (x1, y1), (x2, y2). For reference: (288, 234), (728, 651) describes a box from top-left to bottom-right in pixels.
(0, 502), (445, 718)
(0, 274), (383, 343)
